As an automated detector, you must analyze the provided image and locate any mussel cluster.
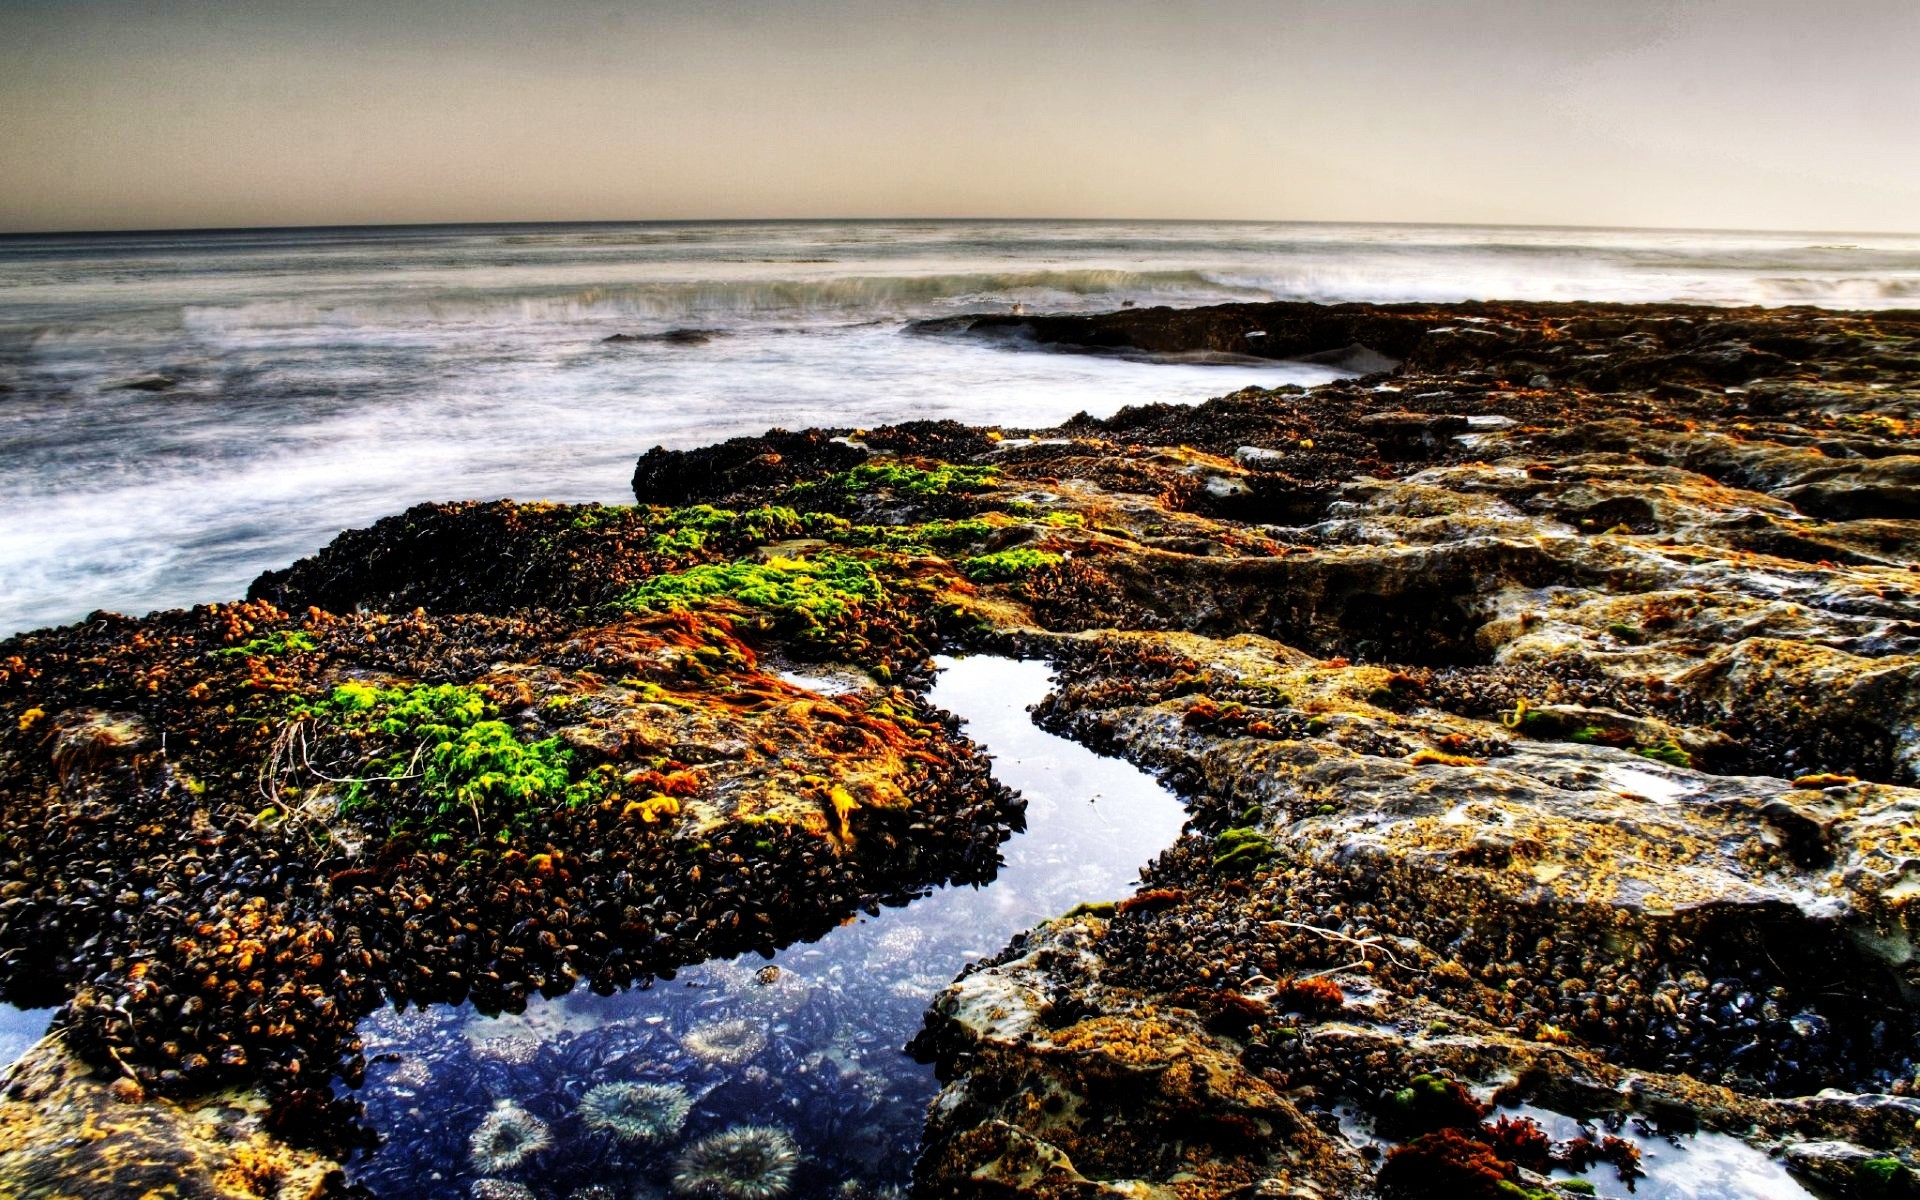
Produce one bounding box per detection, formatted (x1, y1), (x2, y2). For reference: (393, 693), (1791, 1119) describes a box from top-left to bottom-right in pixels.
(0, 593), (1020, 1127)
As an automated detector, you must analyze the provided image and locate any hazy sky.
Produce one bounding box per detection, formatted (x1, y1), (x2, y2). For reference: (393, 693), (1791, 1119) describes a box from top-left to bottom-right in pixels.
(2, 0), (1916, 234)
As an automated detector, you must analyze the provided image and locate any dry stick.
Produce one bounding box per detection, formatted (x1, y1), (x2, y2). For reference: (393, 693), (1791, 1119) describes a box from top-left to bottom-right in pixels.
(1268, 918), (1415, 975)
(255, 720), (428, 851)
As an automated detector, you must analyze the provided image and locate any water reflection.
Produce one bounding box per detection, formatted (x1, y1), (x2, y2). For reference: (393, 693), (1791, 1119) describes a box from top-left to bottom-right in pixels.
(1334, 1100), (1820, 1200)
(345, 655), (1189, 1199)
(0, 1004), (55, 1071)
(1516, 1105), (1820, 1200)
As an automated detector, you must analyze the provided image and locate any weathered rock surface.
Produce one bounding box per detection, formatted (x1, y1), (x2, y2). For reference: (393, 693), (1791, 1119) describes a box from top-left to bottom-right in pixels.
(896, 301), (1920, 1198)
(0, 1037), (338, 1200)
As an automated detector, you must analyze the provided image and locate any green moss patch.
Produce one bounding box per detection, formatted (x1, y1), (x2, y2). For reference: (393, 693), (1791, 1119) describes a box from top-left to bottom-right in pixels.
(298, 682), (610, 844)
(1212, 825), (1275, 872)
(960, 549), (1063, 582)
(215, 630), (318, 658)
(829, 518), (996, 554)
(1063, 900), (1117, 919)
(1634, 737), (1694, 769)
(616, 552), (895, 655)
(644, 504), (818, 556)
(791, 461), (1001, 501)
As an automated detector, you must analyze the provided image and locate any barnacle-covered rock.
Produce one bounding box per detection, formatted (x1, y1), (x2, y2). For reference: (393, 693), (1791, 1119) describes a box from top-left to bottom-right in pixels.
(0, 1036), (338, 1200)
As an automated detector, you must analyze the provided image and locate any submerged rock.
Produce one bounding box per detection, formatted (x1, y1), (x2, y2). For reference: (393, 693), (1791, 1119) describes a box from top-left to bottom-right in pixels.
(605, 328), (725, 346)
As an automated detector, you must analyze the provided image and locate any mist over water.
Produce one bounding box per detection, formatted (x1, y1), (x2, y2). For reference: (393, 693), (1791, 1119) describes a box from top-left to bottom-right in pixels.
(4, 219), (1919, 636)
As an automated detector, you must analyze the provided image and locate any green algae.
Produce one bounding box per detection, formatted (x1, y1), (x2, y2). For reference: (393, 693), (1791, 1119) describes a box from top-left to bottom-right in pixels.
(301, 682), (609, 843)
(960, 548), (1063, 582)
(214, 630), (318, 658)
(615, 552), (899, 657)
(828, 518), (996, 554)
(1063, 900), (1117, 919)
(1859, 1157), (1910, 1192)
(644, 504), (816, 555)
(569, 503), (635, 530)
(791, 461), (1000, 500)
(1504, 702), (1569, 737)
(1634, 737), (1694, 769)
(620, 552), (884, 620)
(1567, 724), (1634, 748)
(1506, 701), (1695, 769)
(1211, 826), (1275, 871)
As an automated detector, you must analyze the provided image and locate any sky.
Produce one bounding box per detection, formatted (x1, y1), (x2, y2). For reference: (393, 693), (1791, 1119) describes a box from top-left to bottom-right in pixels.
(1, 0), (1917, 234)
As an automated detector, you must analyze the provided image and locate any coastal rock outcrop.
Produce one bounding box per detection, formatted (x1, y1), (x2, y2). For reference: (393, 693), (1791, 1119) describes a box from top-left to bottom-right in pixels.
(1, 298), (1916, 1197)
(893, 300), (1920, 1200)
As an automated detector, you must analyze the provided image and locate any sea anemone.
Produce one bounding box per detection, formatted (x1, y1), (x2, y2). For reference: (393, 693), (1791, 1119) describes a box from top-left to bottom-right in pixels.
(472, 1181), (538, 1200)
(681, 1018), (767, 1066)
(469, 1099), (553, 1173)
(671, 1125), (801, 1200)
(578, 1081), (692, 1144)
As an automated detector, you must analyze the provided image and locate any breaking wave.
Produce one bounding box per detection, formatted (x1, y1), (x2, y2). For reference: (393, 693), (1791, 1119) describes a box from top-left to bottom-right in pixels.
(161, 269), (1259, 335)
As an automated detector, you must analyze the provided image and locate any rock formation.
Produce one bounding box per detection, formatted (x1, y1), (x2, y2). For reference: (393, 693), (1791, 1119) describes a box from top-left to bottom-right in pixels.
(1, 299), (1915, 1197)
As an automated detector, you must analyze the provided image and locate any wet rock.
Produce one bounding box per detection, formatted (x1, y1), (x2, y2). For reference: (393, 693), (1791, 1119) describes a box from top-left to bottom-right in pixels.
(0, 597), (1020, 1107)
(632, 428), (866, 507)
(0, 1036), (339, 1200)
(1783, 1140), (1919, 1198)
(604, 328), (724, 346)
(912, 916), (1372, 1200)
(105, 375), (176, 392)
(899, 300), (1918, 1198)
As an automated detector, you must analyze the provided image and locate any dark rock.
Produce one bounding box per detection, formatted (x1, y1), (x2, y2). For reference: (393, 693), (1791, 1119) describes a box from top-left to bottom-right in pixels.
(631, 428), (865, 507)
(603, 328), (724, 346)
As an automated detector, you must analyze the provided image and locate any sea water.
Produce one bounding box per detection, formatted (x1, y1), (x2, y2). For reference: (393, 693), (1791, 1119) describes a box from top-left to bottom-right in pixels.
(4, 219), (1919, 636)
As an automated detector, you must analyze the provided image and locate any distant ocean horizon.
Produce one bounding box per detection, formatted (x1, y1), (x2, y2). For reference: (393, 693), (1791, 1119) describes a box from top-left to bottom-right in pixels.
(8, 215), (1920, 241)
(5, 217), (1919, 636)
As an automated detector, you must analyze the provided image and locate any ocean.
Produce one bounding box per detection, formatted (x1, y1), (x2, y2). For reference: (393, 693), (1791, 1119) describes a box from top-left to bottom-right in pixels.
(3, 218), (1918, 637)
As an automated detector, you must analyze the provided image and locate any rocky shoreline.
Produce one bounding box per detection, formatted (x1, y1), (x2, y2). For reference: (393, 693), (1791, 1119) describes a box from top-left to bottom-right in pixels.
(2, 298), (1917, 1198)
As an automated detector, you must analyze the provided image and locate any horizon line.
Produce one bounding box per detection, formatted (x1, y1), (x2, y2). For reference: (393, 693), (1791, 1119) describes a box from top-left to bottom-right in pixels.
(4, 215), (1918, 241)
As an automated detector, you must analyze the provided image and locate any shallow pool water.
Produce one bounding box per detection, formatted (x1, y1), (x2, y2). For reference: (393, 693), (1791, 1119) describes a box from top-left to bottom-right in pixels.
(0, 1003), (54, 1072)
(1334, 1099), (1820, 1200)
(1515, 1104), (1820, 1200)
(343, 655), (1189, 1199)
